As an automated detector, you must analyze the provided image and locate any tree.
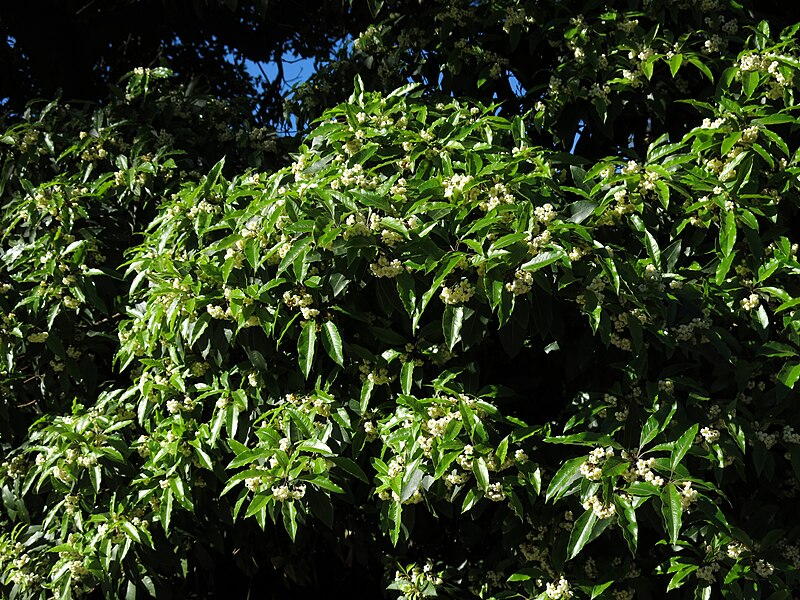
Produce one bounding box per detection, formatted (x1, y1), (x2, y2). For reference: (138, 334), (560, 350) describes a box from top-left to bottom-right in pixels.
(1, 1), (799, 598)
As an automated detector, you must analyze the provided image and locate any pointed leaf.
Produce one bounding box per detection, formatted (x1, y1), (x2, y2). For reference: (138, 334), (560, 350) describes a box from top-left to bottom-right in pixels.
(282, 500), (298, 541)
(661, 483), (683, 544)
(298, 320), (316, 379)
(568, 508), (598, 560)
(442, 305), (464, 351)
(546, 456), (585, 503)
(613, 495), (638, 556)
(644, 229), (661, 267)
(400, 360), (414, 395)
(321, 321), (344, 366)
(720, 210), (736, 257)
(473, 456), (490, 492)
(670, 424), (699, 472)
(400, 464), (425, 502)
(389, 501), (402, 545)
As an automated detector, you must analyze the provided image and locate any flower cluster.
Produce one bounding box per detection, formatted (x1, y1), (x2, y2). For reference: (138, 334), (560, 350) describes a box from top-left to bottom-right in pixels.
(545, 576), (572, 599)
(579, 446), (615, 481)
(505, 269), (533, 295)
(440, 280), (475, 305)
(370, 255), (405, 278)
(282, 289), (319, 320)
(443, 173), (474, 198)
(582, 494), (616, 519)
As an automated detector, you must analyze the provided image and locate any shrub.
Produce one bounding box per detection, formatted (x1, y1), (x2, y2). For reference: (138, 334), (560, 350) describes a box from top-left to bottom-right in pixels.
(2, 14), (800, 600)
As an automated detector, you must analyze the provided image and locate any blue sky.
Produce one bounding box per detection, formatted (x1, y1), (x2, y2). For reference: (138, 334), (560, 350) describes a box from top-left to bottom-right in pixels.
(244, 52), (316, 95)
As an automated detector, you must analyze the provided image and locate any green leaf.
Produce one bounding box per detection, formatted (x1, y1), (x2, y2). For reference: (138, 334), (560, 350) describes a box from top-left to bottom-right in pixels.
(120, 521), (142, 544)
(367, 0), (384, 17)
(670, 424), (699, 472)
(442, 304), (464, 351)
(715, 250), (737, 285)
(613, 495), (638, 555)
(296, 439), (333, 454)
(687, 56), (713, 81)
(389, 501), (402, 545)
(400, 464), (425, 502)
(282, 500), (298, 541)
(568, 200), (597, 223)
(329, 456), (369, 483)
(400, 360), (414, 395)
(276, 237), (311, 277)
(360, 379), (374, 414)
(641, 58), (654, 80)
(720, 210), (736, 257)
(567, 509), (598, 560)
(160, 486), (174, 534)
(415, 254), (464, 330)
(496, 436), (509, 464)
(545, 456), (585, 502)
(245, 492), (270, 518)
(777, 361), (800, 389)
(721, 132), (742, 156)
(395, 272), (416, 319)
(742, 71), (759, 97)
(298, 320), (316, 379)
(169, 477), (193, 511)
(668, 53), (683, 77)
(661, 483), (683, 544)
(321, 321), (344, 366)
(639, 402), (677, 449)
(521, 249), (566, 272)
(644, 229), (661, 268)
(303, 475), (344, 494)
(473, 456), (490, 492)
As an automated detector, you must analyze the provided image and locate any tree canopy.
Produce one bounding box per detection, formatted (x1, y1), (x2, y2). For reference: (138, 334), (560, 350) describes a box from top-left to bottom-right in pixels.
(1, 1), (800, 599)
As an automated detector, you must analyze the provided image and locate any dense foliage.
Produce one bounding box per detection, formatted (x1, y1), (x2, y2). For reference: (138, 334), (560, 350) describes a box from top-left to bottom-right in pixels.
(1, 1), (800, 599)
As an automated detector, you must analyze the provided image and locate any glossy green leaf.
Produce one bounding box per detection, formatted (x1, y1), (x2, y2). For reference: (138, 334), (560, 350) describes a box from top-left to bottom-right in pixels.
(567, 508), (598, 560)
(282, 500), (298, 541)
(473, 456), (490, 492)
(546, 456), (585, 503)
(442, 304), (464, 351)
(670, 424), (699, 472)
(614, 495), (638, 555)
(661, 483), (683, 544)
(321, 320), (344, 366)
(298, 320), (317, 379)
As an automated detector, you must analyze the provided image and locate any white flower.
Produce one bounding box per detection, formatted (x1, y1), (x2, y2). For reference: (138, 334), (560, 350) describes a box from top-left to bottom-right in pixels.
(545, 576), (572, 599)
(485, 482), (506, 501)
(206, 304), (227, 319)
(440, 280), (475, 305)
(700, 427), (720, 443)
(582, 494), (616, 519)
(370, 255), (404, 278)
(291, 484), (307, 499)
(443, 173), (473, 198)
(505, 269), (533, 295)
(741, 125), (759, 144)
(740, 293), (759, 311)
(679, 481), (698, 509)
(755, 559), (774, 578)
(272, 485), (291, 501)
(727, 542), (746, 559)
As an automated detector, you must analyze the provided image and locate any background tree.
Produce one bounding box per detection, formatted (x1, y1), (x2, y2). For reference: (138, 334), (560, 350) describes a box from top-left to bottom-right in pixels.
(1, 1), (799, 599)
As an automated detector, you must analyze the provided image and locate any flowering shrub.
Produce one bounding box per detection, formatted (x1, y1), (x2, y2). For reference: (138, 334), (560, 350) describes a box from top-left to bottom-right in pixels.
(1, 3), (800, 600)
